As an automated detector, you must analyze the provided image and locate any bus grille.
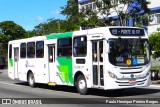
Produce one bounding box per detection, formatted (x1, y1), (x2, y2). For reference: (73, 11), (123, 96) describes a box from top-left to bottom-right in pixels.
(120, 71), (142, 74)
(115, 78), (147, 86)
(120, 67), (142, 70)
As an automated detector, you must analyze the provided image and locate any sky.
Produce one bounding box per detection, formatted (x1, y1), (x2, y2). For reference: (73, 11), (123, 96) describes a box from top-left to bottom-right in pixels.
(0, 0), (67, 31)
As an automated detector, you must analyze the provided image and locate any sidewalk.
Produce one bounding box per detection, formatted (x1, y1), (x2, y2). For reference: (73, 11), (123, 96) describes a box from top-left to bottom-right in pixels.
(0, 69), (6, 73)
(152, 80), (160, 85)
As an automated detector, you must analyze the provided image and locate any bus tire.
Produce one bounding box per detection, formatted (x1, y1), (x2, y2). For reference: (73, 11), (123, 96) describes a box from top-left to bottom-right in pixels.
(28, 72), (35, 87)
(76, 75), (88, 95)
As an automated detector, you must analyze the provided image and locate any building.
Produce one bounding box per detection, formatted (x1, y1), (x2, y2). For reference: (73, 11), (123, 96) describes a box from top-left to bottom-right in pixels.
(78, 0), (160, 35)
(148, 0), (160, 35)
(78, 0), (127, 29)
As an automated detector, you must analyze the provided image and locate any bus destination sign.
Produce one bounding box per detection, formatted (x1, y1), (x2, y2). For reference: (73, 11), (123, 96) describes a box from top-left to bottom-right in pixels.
(109, 28), (145, 36)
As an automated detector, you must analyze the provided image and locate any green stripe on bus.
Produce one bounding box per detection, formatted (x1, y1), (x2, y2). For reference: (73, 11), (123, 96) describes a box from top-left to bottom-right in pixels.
(57, 57), (73, 85)
(9, 58), (13, 67)
(46, 32), (73, 40)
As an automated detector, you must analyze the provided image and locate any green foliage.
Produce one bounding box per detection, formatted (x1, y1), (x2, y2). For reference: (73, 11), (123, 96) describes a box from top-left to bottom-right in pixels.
(79, 0), (150, 27)
(152, 65), (160, 70)
(0, 33), (11, 55)
(25, 31), (35, 38)
(61, 0), (78, 19)
(33, 18), (73, 36)
(60, 0), (79, 31)
(0, 21), (26, 56)
(149, 32), (160, 58)
(0, 21), (26, 40)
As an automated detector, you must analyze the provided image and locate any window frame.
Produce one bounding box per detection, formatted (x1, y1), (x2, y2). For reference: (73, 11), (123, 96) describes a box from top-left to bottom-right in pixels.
(27, 42), (35, 58)
(20, 43), (26, 58)
(36, 41), (44, 58)
(73, 36), (87, 57)
(9, 44), (12, 58)
(57, 37), (72, 57)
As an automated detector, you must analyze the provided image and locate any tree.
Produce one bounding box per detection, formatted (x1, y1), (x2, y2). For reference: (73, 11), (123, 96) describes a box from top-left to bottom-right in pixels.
(80, 0), (150, 27)
(149, 32), (160, 58)
(25, 30), (36, 38)
(0, 33), (11, 55)
(33, 18), (65, 36)
(0, 21), (26, 40)
(61, 0), (80, 31)
(127, 0), (150, 27)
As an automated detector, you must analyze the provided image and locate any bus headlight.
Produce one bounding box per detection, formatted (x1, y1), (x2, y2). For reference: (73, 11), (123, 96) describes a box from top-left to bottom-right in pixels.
(108, 71), (117, 79)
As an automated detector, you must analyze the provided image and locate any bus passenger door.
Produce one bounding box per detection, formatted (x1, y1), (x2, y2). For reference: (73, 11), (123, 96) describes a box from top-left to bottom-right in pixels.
(14, 47), (19, 79)
(92, 41), (104, 87)
(48, 44), (55, 83)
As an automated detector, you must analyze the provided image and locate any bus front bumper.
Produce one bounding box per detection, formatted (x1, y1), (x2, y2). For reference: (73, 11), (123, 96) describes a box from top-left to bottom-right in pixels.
(104, 74), (151, 90)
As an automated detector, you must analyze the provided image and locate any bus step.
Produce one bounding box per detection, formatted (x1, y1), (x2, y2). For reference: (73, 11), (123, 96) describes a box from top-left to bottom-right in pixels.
(48, 82), (56, 86)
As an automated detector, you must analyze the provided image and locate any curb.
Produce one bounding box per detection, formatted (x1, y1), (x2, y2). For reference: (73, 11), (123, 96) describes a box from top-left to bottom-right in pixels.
(150, 85), (160, 88)
(152, 80), (160, 84)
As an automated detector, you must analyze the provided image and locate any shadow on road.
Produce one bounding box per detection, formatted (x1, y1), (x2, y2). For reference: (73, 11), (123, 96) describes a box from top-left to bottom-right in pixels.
(15, 82), (160, 97)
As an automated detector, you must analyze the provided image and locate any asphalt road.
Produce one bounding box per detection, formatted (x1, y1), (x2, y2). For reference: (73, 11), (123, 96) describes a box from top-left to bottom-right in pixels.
(0, 69), (160, 107)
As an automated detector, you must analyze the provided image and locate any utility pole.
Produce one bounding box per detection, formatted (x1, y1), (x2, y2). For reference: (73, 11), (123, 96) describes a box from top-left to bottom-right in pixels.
(57, 20), (61, 32)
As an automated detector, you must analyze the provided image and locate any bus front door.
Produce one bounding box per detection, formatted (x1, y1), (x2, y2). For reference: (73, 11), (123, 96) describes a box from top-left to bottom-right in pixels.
(14, 47), (19, 79)
(92, 41), (104, 87)
(48, 45), (56, 84)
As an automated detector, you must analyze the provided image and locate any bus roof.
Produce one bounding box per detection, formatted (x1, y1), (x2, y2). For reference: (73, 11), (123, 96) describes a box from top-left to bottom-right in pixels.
(9, 26), (148, 44)
(9, 36), (46, 44)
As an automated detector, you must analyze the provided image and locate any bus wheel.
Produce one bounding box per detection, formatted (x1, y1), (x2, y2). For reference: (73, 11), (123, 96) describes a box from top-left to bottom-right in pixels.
(76, 75), (88, 95)
(28, 72), (35, 87)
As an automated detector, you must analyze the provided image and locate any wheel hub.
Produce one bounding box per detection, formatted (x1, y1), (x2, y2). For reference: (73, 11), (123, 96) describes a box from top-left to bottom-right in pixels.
(79, 79), (85, 90)
(29, 76), (34, 85)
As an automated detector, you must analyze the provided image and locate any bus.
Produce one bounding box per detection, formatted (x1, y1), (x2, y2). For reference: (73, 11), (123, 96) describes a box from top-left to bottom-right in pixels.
(8, 26), (151, 95)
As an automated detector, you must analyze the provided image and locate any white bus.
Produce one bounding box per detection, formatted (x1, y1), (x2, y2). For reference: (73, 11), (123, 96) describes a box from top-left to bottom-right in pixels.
(8, 26), (151, 95)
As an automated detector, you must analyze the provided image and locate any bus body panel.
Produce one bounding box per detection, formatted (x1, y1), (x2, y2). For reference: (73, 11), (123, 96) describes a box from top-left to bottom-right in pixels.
(8, 27), (151, 93)
(104, 63), (151, 90)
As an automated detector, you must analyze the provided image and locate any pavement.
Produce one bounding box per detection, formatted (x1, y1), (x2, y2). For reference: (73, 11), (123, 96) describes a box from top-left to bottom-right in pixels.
(152, 80), (160, 84)
(1, 69), (160, 85)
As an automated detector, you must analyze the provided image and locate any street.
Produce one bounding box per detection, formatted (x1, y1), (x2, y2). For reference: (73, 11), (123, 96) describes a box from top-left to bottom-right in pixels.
(0, 69), (160, 107)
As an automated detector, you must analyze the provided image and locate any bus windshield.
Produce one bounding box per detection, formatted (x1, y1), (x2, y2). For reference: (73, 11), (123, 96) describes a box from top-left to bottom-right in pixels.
(108, 38), (150, 66)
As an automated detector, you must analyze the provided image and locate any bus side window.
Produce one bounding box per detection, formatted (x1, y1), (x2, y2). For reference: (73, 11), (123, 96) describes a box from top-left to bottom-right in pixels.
(73, 36), (87, 57)
(20, 43), (26, 58)
(57, 38), (72, 57)
(9, 44), (12, 58)
(36, 41), (44, 58)
(27, 42), (35, 58)
(99, 41), (103, 62)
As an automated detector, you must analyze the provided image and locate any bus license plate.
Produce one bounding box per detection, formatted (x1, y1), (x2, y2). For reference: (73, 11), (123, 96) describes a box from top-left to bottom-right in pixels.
(129, 80), (136, 85)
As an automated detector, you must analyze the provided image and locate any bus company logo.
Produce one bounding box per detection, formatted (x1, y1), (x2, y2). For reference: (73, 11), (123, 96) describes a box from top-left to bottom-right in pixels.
(2, 99), (11, 104)
(111, 29), (118, 35)
(25, 61), (35, 67)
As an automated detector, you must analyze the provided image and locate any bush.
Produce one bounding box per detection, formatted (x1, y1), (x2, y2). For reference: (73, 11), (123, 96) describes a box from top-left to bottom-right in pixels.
(149, 32), (160, 58)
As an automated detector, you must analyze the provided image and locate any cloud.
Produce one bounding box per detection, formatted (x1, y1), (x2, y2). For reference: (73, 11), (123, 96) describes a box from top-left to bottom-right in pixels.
(51, 10), (60, 15)
(33, 16), (44, 23)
